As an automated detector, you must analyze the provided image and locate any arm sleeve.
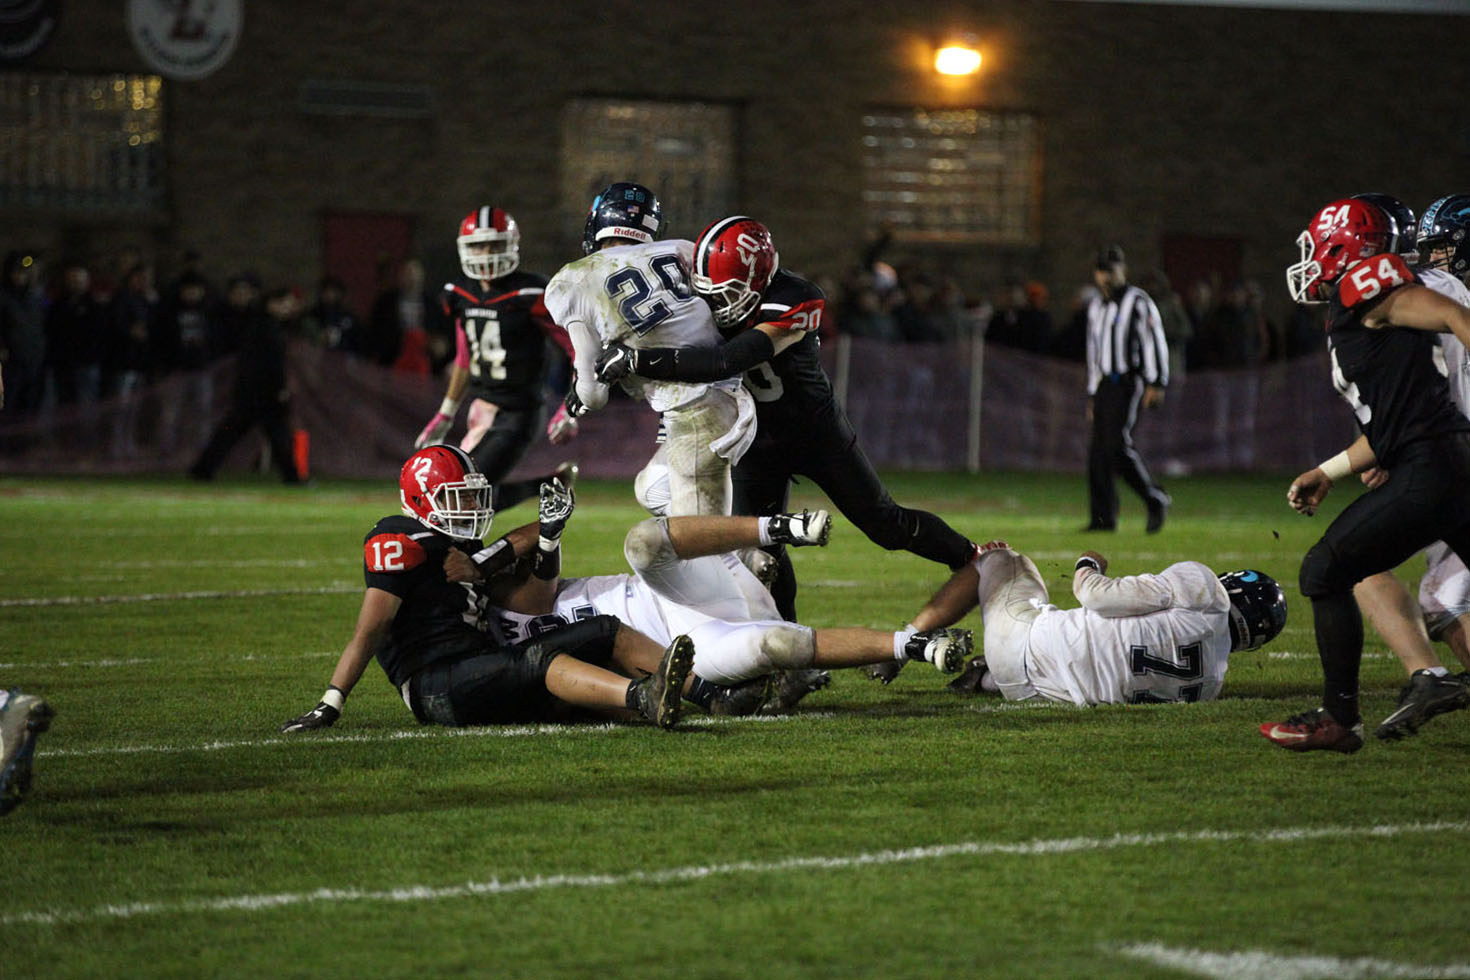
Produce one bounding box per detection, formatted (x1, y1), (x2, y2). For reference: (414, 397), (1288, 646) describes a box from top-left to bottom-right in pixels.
(567, 318), (610, 411)
(1136, 292), (1169, 387)
(1072, 566), (1176, 618)
(532, 297), (576, 361)
(453, 319), (470, 370)
(469, 536), (519, 577)
(633, 329), (775, 382)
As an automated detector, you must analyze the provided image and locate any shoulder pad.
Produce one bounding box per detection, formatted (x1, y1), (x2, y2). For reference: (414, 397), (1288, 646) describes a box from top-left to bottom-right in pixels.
(364, 530), (431, 573)
(1339, 253), (1418, 309)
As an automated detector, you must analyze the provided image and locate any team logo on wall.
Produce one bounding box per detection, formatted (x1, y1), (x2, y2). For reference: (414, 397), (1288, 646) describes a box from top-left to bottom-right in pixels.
(127, 0), (241, 81)
(0, 0), (60, 63)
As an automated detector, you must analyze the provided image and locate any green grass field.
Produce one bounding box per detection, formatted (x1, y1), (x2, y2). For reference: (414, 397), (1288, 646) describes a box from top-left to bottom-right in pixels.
(3, 471), (1468, 979)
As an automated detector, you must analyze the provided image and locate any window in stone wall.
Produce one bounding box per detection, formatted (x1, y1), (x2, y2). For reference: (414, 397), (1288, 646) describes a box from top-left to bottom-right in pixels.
(862, 108), (1040, 245)
(0, 72), (165, 211)
(561, 98), (735, 245)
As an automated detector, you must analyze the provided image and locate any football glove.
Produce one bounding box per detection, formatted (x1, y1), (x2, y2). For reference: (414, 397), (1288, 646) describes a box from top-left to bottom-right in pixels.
(281, 686), (345, 732)
(538, 478), (575, 541)
(564, 372), (589, 418)
(414, 412), (453, 449)
(546, 403), (579, 445)
(595, 342), (637, 383)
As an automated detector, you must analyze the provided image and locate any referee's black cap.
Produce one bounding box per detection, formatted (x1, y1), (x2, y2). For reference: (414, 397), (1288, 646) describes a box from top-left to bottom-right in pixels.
(1095, 245), (1126, 269)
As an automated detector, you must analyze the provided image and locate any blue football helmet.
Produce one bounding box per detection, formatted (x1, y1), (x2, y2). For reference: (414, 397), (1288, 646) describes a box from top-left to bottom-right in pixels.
(581, 182), (663, 255)
(1219, 570), (1287, 652)
(1416, 194), (1470, 278)
(1351, 193), (1417, 260)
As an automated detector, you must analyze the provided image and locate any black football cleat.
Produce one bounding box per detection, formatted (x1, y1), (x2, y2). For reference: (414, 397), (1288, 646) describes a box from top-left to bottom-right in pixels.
(1375, 669), (1470, 741)
(632, 635), (696, 730)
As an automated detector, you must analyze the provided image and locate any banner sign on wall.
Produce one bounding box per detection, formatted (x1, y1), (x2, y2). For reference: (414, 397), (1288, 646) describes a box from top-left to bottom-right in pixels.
(127, 0), (241, 81)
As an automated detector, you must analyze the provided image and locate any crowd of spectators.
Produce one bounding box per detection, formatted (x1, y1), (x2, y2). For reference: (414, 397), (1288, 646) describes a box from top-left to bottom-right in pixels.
(1, 237), (1328, 428)
(812, 229), (1323, 373)
(0, 246), (458, 422)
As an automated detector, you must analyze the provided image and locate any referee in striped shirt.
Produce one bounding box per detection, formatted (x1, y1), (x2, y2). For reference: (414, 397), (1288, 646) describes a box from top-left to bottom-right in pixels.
(1085, 245), (1171, 533)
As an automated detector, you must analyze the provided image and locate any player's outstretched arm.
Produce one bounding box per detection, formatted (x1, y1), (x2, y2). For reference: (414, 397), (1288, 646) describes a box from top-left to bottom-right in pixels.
(281, 588), (400, 732)
(1366, 281), (1470, 347)
(595, 327), (779, 384)
(1287, 435), (1375, 516)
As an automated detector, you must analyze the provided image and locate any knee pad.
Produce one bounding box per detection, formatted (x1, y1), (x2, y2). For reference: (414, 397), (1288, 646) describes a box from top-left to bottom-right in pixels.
(623, 518), (675, 574)
(1298, 542), (1342, 599)
(759, 624), (815, 669)
(635, 460), (671, 517)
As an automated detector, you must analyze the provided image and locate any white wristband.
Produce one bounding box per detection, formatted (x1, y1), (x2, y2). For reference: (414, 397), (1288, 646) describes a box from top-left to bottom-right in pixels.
(538, 536), (560, 553)
(321, 687), (346, 712)
(1318, 450), (1352, 482)
(438, 397), (461, 417)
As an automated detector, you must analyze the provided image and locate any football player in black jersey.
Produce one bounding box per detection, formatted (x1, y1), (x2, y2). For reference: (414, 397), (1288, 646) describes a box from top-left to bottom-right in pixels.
(415, 207), (579, 512)
(280, 445), (694, 732)
(1262, 198), (1470, 752)
(593, 216), (978, 628)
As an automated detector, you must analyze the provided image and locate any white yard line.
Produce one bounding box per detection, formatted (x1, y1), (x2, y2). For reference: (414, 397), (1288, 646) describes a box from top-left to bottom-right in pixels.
(4, 820), (1463, 927)
(1114, 942), (1470, 980)
(0, 585), (359, 607)
(43, 712), (838, 759)
(0, 651), (338, 670)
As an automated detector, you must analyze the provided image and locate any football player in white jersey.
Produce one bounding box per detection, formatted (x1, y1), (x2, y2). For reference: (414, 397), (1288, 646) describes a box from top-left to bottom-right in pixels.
(911, 542), (1285, 706)
(445, 490), (971, 713)
(543, 182), (756, 516)
(1339, 194), (1470, 741)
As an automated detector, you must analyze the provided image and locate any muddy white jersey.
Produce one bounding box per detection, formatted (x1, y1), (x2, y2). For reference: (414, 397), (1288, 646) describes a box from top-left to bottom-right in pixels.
(1025, 561), (1232, 705)
(1421, 267), (1470, 415)
(545, 240), (737, 413)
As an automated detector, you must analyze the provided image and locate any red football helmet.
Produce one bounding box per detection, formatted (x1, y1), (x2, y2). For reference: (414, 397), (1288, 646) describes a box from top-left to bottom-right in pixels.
(691, 216), (780, 327)
(1287, 199), (1393, 305)
(399, 445), (493, 540)
(456, 206), (520, 281)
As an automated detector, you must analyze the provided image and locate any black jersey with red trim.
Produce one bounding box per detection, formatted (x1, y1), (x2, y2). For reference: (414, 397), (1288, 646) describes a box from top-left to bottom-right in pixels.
(362, 515), (500, 687)
(1326, 253), (1470, 467)
(725, 269), (835, 434)
(441, 272), (572, 410)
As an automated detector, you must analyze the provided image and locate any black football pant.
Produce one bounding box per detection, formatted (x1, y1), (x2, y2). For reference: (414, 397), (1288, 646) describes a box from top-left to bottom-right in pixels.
(466, 404), (544, 512)
(1299, 433), (1470, 726)
(1087, 374), (1167, 528)
(733, 408), (974, 621)
(190, 398), (301, 483)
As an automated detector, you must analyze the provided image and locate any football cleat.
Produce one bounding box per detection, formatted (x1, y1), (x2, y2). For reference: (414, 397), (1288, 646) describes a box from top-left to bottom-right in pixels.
(759, 669), (831, 715)
(1259, 707), (1364, 753)
(631, 635), (695, 730)
(766, 509), (831, 547)
(1374, 669), (1470, 741)
(0, 690), (54, 817)
(947, 656), (996, 696)
(553, 461), (579, 491)
(706, 676), (771, 717)
(864, 659), (907, 685)
(905, 628), (971, 673)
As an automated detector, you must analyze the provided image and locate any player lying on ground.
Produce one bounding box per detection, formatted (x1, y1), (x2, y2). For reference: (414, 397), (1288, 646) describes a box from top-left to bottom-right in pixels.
(906, 542), (1285, 705)
(1, 688), (53, 817)
(443, 501), (973, 714)
(281, 445), (695, 733)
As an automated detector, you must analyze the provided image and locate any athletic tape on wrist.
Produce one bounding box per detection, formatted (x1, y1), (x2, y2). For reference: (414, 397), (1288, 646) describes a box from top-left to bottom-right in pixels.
(438, 397), (461, 417)
(1075, 556), (1101, 573)
(1319, 450), (1352, 482)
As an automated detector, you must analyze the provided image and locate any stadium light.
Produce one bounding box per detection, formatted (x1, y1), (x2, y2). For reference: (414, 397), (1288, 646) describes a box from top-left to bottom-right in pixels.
(934, 40), (982, 76)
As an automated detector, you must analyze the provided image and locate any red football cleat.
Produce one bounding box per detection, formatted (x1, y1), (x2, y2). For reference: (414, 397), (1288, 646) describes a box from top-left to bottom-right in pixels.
(1259, 707), (1364, 754)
